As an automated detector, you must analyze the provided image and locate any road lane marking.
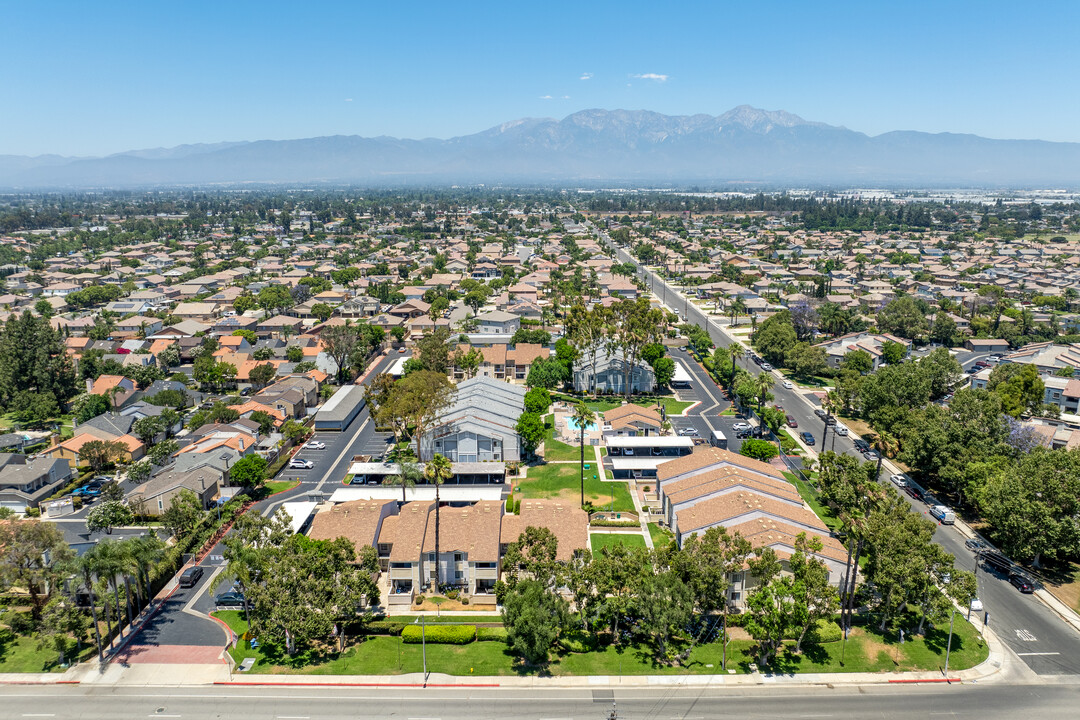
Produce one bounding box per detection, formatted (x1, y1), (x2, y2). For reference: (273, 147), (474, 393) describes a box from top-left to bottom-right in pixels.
(1017, 652), (1061, 656)
(1015, 629), (1038, 642)
(23, 714), (57, 717)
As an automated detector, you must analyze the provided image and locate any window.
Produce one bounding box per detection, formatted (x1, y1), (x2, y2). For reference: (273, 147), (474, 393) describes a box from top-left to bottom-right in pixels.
(158, 500), (164, 510)
(428, 553), (435, 561)
(454, 553), (463, 562)
(455, 571), (463, 579)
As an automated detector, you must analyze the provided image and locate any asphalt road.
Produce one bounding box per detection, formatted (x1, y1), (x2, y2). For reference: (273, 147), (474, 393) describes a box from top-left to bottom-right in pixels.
(4, 683), (1080, 719)
(135, 353), (403, 650)
(608, 236), (1080, 675)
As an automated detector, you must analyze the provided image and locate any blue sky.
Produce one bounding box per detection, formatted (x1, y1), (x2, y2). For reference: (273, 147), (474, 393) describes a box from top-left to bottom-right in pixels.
(3, 1), (1078, 155)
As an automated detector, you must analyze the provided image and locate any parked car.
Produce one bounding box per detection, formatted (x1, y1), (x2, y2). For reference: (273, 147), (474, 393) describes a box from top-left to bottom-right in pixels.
(761, 363), (773, 371)
(889, 474), (907, 488)
(731, 422), (751, 432)
(678, 426), (698, 436)
(786, 415), (798, 428)
(965, 538), (987, 552)
(904, 485), (923, 501)
(304, 441), (327, 450)
(863, 450), (880, 461)
(1009, 573), (1035, 594)
(782, 380), (794, 389)
(853, 438), (870, 452)
(800, 431), (815, 446)
(824, 415), (837, 426)
(288, 458), (314, 469)
(178, 566), (204, 588)
(214, 591), (245, 608)
(814, 408), (827, 419)
(970, 597), (984, 612)
(735, 428), (752, 439)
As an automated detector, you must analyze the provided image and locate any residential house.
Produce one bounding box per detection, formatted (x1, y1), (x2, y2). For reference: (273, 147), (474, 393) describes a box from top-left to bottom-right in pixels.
(418, 376), (526, 463)
(126, 465), (222, 515)
(0, 455), (74, 512)
(573, 348), (656, 395)
(602, 404), (663, 437)
(814, 332), (911, 370)
(475, 310), (521, 335)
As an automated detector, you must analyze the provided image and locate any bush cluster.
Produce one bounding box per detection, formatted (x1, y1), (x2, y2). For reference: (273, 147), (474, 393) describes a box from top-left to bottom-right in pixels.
(401, 624), (476, 644)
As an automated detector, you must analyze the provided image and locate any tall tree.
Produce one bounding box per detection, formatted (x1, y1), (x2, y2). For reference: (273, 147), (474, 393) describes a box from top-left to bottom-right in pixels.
(0, 518), (74, 620)
(424, 453), (454, 587)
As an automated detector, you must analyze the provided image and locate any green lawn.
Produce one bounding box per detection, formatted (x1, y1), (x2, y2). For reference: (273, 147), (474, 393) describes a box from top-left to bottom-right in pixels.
(634, 398), (694, 416)
(213, 610), (987, 677)
(785, 471), (842, 533)
(0, 629), (90, 673)
(516, 463), (634, 513)
(776, 368), (835, 388)
(647, 522), (674, 548)
(264, 479), (300, 495)
(543, 414), (586, 462)
(590, 533), (647, 552)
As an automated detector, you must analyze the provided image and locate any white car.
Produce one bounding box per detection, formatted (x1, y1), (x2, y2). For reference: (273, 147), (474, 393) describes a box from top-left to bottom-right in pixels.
(288, 458), (314, 470)
(782, 381), (793, 389)
(304, 441), (326, 450)
(890, 474), (908, 488)
(969, 598), (984, 613)
(731, 422), (751, 432)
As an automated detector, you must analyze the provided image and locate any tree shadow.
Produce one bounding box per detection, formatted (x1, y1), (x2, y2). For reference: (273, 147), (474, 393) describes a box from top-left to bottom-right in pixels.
(922, 624), (962, 656)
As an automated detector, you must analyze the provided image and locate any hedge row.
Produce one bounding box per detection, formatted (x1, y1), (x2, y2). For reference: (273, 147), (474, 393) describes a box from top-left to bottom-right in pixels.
(401, 624), (476, 644)
(367, 620), (405, 636)
(476, 626), (508, 642)
(590, 520), (639, 528)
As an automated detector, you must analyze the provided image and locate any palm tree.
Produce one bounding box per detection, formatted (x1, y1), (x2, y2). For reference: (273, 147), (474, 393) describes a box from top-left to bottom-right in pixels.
(424, 454), (454, 589)
(727, 344), (745, 387)
(86, 540), (131, 645)
(754, 373), (775, 415)
(76, 554), (104, 664)
(871, 430), (900, 481)
(386, 461), (422, 504)
(571, 402), (597, 507)
(821, 391), (840, 450)
(730, 297), (747, 327)
(126, 533), (165, 614)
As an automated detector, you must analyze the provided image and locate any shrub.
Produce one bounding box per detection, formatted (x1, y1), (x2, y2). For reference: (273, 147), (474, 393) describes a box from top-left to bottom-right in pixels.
(505, 495), (514, 513)
(476, 626), (508, 642)
(446, 589), (460, 600)
(803, 619), (843, 644)
(25, 507), (41, 517)
(589, 520), (639, 528)
(366, 621), (405, 636)
(460, 596), (469, 605)
(512, 499), (521, 515)
(415, 595), (424, 605)
(401, 624), (476, 644)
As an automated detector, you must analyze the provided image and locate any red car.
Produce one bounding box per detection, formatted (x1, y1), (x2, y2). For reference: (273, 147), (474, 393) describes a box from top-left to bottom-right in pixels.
(786, 415), (797, 428)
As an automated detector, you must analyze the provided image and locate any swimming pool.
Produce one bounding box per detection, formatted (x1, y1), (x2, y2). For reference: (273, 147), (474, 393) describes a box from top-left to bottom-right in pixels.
(565, 417), (598, 432)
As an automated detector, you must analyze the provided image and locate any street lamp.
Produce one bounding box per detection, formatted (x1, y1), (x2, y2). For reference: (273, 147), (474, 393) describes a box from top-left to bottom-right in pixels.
(219, 453), (231, 520)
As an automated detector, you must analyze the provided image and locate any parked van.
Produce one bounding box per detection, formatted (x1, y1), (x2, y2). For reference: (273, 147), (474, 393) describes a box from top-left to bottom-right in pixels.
(929, 505), (956, 525)
(710, 429), (728, 450)
(834, 423), (849, 437)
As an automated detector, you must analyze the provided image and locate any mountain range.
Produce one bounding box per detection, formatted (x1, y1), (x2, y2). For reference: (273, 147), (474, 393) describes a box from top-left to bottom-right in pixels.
(3, 106), (1079, 188)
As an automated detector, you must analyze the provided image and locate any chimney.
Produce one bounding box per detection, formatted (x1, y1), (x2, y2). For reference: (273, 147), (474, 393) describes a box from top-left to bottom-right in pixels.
(238, 438), (244, 451)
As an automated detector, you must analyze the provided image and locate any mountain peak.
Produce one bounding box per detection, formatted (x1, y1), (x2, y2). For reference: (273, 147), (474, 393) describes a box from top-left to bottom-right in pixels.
(718, 105), (814, 132)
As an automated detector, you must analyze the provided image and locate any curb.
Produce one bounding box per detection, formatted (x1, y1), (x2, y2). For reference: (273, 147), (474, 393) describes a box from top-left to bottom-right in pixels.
(214, 681), (501, 688)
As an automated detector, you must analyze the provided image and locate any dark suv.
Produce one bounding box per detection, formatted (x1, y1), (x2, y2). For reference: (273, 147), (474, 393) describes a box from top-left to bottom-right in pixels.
(178, 566), (204, 588)
(853, 438), (870, 452)
(1009, 572), (1035, 594)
